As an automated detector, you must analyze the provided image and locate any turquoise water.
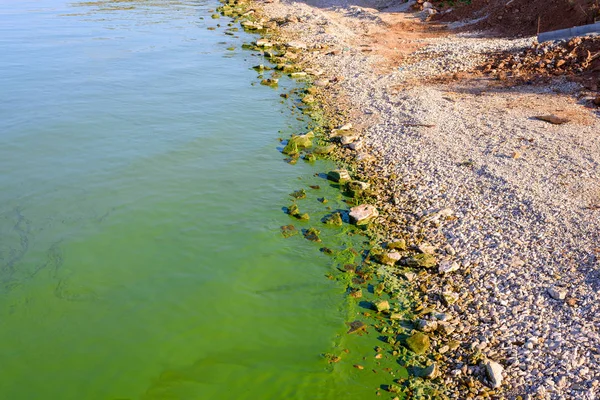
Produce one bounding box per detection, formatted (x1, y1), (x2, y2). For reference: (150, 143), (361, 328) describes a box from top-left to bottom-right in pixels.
(0, 1), (403, 398)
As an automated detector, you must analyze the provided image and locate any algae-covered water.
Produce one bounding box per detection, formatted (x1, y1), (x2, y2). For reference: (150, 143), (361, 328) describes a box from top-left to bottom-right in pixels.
(0, 1), (405, 398)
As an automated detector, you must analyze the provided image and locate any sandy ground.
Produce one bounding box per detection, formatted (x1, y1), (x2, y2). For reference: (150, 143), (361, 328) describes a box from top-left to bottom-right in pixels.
(250, 0), (600, 398)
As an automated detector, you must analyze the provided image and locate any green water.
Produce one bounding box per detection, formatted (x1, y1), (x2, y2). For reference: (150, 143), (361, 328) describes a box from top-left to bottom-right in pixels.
(0, 1), (404, 398)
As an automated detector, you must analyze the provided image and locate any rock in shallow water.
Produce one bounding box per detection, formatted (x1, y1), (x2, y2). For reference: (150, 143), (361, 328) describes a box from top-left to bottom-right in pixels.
(327, 169), (350, 183)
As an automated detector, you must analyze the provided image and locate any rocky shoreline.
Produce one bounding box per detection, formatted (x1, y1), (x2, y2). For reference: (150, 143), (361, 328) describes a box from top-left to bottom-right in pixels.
(220, 0), (600, 398)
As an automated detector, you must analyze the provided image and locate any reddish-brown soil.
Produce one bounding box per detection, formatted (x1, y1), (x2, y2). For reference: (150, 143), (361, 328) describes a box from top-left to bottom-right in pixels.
(432, 0), (600, 37)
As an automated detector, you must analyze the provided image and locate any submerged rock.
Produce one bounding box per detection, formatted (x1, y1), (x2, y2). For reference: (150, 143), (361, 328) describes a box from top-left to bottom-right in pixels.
(289, 189), (306, 199)
(405, 332), (430, 354)
(303, 227), (321, 242)
(327, 169), (351, 183)
(322, 212), (343, 226)
(347, 320), (366, 334)
(280, 224), (298, 238)
(349, 204), (378, 225)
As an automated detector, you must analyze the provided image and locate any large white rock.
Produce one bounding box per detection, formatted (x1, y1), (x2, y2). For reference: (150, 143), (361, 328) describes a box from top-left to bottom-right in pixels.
(349, 204), (378, 225)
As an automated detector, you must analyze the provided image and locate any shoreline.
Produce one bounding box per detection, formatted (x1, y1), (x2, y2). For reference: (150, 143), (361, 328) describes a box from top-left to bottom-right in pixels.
(224, 0), (600, 398)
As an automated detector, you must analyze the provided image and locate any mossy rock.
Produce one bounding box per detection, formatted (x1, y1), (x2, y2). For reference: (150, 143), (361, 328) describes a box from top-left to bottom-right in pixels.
(280, 224), (298, 238)
(303, 227), (321, 242)
(282, 132), (314, 155)
(405, 253), (436, 268)
(346, 180), (369, 197)
(405, 332), (430, 354)
(322, 212), (343, 226)
(313, 144), (336, 155)
(290, 189), (306, 199)
(387, 239), (407, 251)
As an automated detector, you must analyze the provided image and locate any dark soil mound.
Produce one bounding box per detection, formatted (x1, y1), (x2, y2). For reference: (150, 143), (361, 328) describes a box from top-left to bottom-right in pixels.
(432, 0), (600, 37)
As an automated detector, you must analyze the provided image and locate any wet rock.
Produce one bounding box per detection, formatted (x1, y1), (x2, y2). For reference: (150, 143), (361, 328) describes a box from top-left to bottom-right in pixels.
(346, 180), (369, 197)
(349, 204), (378, 225)
(327, 169), (350, 183)
(405, 332), (430, 354)
(347, 320), (366, 334)
(548, 286), (567, 300)
(260, 78), (278, 87)
(404, 253), (436, 268)
(241, 21), (262, 30)
(375, 300), (390, 312)
(376, 251), (402, 266)
(303, 227), (321, 242)
(289, 189), (306, 199)
(484, 360), (504, 388)
(301, 94), (315, 104)
(438, 260), (460, 274)
(322, 212), (343, 226)
(290, 72), (308, 79)
(349, 288), (362, 298)
(282, 132), (314, 155)
(255, 38), (273, 47)
(387, 239), (407, 251)
(313, 144), (336, 155)
(280, 224), (298, 238)
(303, 153), (316, 162)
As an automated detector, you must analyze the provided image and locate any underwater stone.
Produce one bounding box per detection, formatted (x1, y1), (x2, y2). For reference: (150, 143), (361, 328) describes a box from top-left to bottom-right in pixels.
(282, 132), (314, 155)
(375, 300), (390, 312)
(322, 212), (343, 226)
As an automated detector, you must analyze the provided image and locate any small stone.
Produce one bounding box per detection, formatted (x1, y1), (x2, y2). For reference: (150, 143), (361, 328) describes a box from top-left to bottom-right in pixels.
(349, 204), (379, 225)
(346, 180), (369, 197)
(327, 169), (351, 183)
(404, 253), (436, 268)
(439, 345), (450, 354)
(484, 360), (504, 388)
(442, 291), (459, 305)
(347, 320), (366, 334)
(313, 144), (336, 155)
(405, 332), (430, 354)
(388, 239), (407, 250)
(417, 319), (438, 332)
(291, 71), (308, 78)
(375, 300), (390, 312)
(314, 78), (329, 87)
(416, 242), (436, 254)
(421, 363), (438, 379)
(376, 251), (402, 266)
(286, 40), (307, 50)
(438, 260), (460, 274)
(547, 286), (567, 300)
(353, 364), (364, 370)
(255, 38), (272, 47)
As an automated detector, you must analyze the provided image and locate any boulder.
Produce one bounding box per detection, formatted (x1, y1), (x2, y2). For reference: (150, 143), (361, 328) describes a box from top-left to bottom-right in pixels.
(282, 132), (314, 155)
(346, 180), (369, 197)
(376, 251), (401, 266)
(322, 212), (343, 226)
(375, 300), (390, 312)
(405, 332), (430, 354)
(387, 239), (407, 251)
(327, 169), (351, 183)
(349, 204), (378, 225)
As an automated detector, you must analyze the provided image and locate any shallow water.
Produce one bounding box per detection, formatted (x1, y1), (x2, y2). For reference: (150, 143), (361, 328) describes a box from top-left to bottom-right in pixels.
(0, 1), (403, 398)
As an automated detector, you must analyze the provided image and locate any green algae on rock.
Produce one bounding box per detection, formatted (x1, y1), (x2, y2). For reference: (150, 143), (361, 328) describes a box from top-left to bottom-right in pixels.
(405, 332), (430, 355)
(404, 253), (437, 269)
(322, 212), (343, 226)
